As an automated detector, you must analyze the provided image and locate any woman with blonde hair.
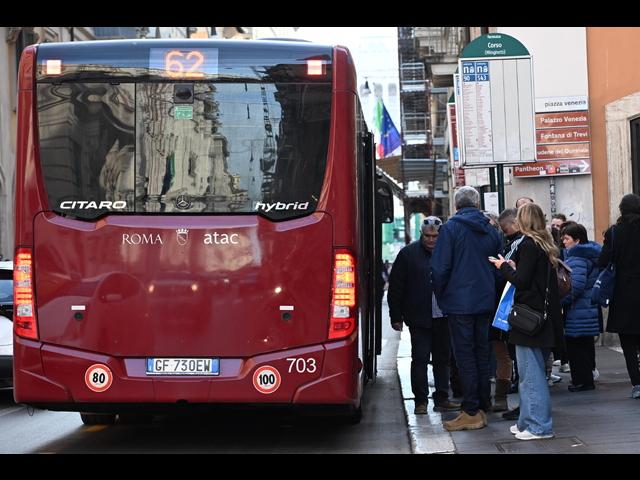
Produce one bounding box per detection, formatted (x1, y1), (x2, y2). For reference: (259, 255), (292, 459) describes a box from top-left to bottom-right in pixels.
(489, 203), (564, 440)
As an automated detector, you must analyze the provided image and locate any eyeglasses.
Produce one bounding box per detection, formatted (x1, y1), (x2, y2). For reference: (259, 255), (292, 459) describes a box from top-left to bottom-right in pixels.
(423, 217), (442, 230)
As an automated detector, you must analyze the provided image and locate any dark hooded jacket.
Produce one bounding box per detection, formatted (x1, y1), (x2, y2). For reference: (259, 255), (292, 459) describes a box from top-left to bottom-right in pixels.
(561, 241), (602, 337)
(598, 214), (640, 334)
(431, 207), (503, 315)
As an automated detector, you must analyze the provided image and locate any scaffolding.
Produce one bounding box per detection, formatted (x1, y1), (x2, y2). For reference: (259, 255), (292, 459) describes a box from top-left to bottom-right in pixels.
(396, 27), (472, 224)
(398, 28), (433, 178)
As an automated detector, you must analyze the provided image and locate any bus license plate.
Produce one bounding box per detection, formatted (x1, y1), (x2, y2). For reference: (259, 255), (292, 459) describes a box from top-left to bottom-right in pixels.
(146, 358), (220, 376)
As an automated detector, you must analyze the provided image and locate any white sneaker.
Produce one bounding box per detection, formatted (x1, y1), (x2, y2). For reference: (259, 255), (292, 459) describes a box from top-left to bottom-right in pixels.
(515, 430), (554, 441)
(552, 359), (561, 366)
(593, 368), (600, 382)
(560, 363), (570, 373)
(510, 424), (520, 435)
(547, 373), (562, 386)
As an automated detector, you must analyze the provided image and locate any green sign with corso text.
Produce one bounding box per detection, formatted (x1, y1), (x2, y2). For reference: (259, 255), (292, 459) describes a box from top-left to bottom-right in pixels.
(460, 33), (530, 58)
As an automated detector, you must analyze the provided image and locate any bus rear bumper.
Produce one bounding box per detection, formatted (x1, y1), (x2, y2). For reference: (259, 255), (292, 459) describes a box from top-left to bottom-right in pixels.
(13, 336), (361, 411)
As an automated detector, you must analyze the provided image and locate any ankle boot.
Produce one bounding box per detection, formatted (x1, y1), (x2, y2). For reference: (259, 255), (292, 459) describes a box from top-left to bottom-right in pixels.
(493, 379), (510, 412)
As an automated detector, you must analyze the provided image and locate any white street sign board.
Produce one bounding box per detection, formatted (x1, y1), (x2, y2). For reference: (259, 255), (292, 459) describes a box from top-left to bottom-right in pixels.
(483, 192), (500, 216)
(535, 95), (588, 113)
(458, 34), (536, 167)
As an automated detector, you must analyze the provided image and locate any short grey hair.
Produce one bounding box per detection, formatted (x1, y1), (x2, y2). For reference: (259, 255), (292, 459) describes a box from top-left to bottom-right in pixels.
(454, 186), (480, 210)
(499, 208), (518, 224)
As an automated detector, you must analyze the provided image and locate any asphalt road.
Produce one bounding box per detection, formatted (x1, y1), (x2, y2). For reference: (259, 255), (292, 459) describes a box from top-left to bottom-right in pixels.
(0, 305), (410, 454)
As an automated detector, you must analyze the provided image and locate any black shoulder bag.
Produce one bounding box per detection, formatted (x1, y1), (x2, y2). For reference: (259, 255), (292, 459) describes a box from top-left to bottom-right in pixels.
(508, 261), (551, 336)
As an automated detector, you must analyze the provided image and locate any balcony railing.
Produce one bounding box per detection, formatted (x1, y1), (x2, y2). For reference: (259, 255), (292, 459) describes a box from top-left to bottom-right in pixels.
(414, 27), (468, 58)
(400, 62), (426, 91)
(403, 113), (429, 137)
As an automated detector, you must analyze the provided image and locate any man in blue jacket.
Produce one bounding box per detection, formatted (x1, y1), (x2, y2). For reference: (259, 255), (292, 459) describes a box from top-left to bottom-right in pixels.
(388, 217), (461, 415)
(432, 186), (503, 431)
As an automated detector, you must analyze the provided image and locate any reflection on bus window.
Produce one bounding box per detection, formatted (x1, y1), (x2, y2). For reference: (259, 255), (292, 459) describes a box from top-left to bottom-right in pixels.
(135, 82), (331, 219)
(38, 81), (331, 221)
(37, 83), (135, 219)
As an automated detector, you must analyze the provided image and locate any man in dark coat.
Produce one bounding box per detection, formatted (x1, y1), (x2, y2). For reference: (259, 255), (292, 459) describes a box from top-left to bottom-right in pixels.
(388, 217), (461, 414)
(431, 186), (503, 431)
(597, 193), (640, 399)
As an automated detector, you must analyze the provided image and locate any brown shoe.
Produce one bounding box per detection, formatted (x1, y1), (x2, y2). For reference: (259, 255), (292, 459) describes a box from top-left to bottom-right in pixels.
(478, 409), (488, 426)
(443, 411), (485, 431)
(414, 403), (428, 415)
(433, 400), (462, 412)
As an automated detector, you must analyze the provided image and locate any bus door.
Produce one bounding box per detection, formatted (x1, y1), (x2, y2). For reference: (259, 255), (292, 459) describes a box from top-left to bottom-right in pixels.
(361, 131), (377, 381)
(361, 132), (393, 381)
(375, 176), (393, 355)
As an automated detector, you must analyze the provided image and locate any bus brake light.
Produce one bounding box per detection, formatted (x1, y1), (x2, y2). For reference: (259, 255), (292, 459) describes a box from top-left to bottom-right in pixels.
(45, 59), (62, 75)
(14, 248), (38, 340)
(329, 250), (356, 340)
(307, 59), (324, 76)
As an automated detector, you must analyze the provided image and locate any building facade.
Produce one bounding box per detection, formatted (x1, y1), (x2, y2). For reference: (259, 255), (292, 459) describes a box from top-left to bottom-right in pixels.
(0, 27), (97, 259)
(495, 27), (595, 238)
(586, 27), (640, 240)
(250, 27), (299, 40)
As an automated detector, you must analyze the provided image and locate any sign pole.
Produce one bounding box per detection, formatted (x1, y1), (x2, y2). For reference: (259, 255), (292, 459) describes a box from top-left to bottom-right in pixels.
(549, 177), (557, 215)
(497, 165), (505, 212)
(490, 166), (496, 189)
(487, 167), (496, 211)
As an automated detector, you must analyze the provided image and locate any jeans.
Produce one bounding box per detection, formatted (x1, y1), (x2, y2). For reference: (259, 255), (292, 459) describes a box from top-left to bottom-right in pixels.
(409, 318), (452, 404)
(448, 314), (491, 415)
(516, 345), (553, 436)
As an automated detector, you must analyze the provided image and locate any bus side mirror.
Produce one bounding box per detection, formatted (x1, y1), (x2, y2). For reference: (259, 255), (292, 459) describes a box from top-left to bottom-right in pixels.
(376, 180), (393, 224)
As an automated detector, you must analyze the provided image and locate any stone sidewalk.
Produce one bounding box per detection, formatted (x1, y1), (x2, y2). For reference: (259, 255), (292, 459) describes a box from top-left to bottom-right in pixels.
(397, 329), (640, 454)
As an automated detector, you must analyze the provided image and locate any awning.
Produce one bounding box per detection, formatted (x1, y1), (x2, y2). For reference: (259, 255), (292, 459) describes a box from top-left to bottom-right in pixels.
(377, 156), (449, 186)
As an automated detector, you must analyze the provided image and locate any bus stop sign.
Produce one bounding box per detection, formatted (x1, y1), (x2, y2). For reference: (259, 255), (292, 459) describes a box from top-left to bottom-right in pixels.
(458, 33), (536, 167)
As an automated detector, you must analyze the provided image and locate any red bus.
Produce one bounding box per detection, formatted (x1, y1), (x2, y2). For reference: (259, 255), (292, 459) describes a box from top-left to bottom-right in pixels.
(13, 39), (392, 424)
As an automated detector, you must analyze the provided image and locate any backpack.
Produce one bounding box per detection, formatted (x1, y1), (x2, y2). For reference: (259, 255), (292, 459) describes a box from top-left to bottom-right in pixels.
(592, 226), (616, 307)
(556, 258), (572, 299)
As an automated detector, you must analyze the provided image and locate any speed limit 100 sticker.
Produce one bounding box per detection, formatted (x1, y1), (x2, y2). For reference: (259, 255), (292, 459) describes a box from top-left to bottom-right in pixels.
(84, 364), (113, 393)
(252, 365), (281, 394)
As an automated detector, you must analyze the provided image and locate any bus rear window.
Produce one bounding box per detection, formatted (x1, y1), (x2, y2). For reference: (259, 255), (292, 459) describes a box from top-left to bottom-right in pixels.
(37, 83), (136, 219)
(37, 81), (331, 221)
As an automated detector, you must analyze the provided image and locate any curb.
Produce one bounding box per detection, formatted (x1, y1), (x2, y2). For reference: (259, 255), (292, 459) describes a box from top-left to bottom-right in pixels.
(397, 329), (456, 454)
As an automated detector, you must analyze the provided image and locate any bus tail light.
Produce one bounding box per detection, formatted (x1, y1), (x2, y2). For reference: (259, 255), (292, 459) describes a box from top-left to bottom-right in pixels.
(329, 250), (356, 340)
(307, 59), (324, 76)
(14, 248), (38, 340)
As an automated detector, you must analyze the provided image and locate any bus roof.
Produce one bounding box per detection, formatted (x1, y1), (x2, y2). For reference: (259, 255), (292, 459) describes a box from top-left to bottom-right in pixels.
(36, 37), (337, 51)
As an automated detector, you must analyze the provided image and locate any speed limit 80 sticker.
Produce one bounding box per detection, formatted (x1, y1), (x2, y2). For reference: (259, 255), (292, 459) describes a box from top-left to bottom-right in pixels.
(84, 364), (113, 393)
(252, 365), (281, 394)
